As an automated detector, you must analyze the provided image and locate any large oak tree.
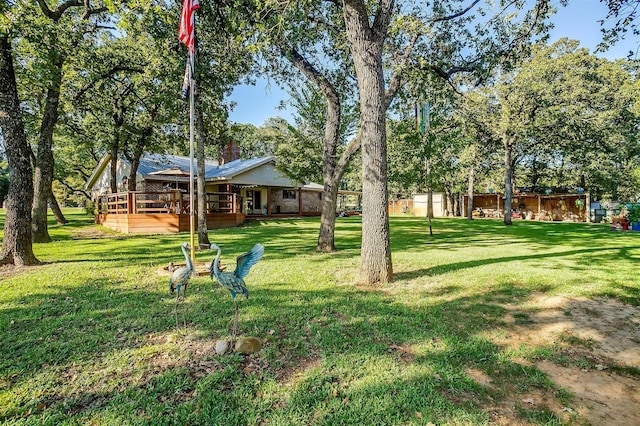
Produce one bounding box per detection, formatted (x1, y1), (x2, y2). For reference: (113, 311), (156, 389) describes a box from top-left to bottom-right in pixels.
(0, 34), (38, 266)
(10, 0), (109, 242)
(347, 1), (554, 282)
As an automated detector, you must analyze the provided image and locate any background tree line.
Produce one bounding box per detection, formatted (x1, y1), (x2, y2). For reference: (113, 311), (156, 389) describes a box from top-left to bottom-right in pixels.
(1, 0), (638, 286)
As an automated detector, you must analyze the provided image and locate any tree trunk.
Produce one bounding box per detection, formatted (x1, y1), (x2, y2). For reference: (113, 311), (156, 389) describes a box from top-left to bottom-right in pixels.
(318, 183), (338, 251)
(452, 192), (459, 216)
(109, 108), (125, 193)
(127, 155), (140, 191)
(443, 186), (449, 217)
(317, 84), (341, 251)
(125, 116), (155, 193)
(195, 102), (210, 247)
(467, 162), (475, 220)
(48, 189), (68, 224)
(531, 158), (539, 187)
(32, 55), (63, 243)
(344, 1), (392, 284)
(503, 133), (514, 226)
(0, 35), (39, 265)
(317, 137), (361, 251)
(110, 144), (118, 193)
(277, 42), (352, 252)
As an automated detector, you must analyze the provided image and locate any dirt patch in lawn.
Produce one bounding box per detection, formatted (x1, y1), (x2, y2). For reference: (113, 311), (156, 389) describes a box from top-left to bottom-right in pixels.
(71, 226), (123, 240)
(0, 264), (42, 280)
(491, 293), (640, 425)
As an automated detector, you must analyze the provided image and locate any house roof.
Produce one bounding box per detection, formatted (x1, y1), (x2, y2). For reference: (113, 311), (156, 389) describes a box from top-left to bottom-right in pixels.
(85, 153), (283, 191)
(84, 154), (112, 191)
(138, 153), (215, 177)
(86, 153), (362, 194)
(139, 153), (275, 181)
(302, 182), (324, 192)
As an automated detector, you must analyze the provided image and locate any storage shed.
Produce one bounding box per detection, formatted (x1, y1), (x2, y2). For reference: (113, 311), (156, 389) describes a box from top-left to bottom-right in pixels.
(463, 192), (590, 222)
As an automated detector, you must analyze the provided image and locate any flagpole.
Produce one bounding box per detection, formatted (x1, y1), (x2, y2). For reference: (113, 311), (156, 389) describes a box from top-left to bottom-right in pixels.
(179, 0), (199, 263)
(189, 48), (195, 262)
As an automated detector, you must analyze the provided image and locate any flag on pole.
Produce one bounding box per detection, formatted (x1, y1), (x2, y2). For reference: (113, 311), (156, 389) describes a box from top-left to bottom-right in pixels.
(179, 0), (199, 52)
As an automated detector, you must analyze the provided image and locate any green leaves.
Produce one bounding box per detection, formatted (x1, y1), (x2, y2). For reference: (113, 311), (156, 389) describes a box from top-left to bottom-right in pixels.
(462, 38), (639, 198)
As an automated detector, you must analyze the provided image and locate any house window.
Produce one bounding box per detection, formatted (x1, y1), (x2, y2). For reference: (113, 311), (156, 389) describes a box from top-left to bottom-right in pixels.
(318, 193), (322, 200)
(283, 189), (296, 200)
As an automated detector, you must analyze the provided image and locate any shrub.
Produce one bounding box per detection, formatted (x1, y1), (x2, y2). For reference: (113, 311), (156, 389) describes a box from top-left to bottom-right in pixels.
(625, 204), (640, 223)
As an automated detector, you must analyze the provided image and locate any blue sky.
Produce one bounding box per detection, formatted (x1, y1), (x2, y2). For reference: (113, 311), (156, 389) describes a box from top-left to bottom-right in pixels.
(227, 0), (639, 126)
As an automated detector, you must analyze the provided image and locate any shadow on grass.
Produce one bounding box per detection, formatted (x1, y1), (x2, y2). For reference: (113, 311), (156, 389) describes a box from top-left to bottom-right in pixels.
(394, 246), (640, 279)
(2, 213), (638, 423)
(1, 278), (568, 425)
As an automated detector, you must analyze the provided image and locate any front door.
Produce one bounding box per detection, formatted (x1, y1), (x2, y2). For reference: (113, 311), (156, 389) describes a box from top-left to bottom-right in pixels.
(253, 190), (262, 214)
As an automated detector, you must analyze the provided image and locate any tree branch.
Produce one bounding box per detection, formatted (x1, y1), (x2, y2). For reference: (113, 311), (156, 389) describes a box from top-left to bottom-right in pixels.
(74, 66), (144, 102)
(276, 42), (340, 106)
(72, 166), (91, 180)
(424, 59), (483, 81)
(430, 0), (482, 23)
(372, 0), (395, 42)
(37, 0), (83, 21)
(81, 5), (108, 20)
(335, 133), (361, 179)
(57, 179), (91, 199)
(37, 0), (107, 22)
(385, 31), (421, 108)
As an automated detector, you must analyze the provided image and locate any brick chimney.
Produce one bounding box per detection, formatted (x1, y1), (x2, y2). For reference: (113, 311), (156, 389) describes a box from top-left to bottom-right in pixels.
(220, 140), (241, 164)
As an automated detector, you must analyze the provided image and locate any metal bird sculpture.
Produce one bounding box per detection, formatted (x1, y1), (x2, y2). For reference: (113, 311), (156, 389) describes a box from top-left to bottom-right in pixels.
(169, 242), (193, 331)
(210, 243), (264, 344)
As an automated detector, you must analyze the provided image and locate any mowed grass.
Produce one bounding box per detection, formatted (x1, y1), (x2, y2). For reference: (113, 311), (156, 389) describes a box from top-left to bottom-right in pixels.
(0, 209), (638, 425)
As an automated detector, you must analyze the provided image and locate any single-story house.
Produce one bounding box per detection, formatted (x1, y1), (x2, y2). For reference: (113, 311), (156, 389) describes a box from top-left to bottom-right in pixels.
(85, 153), (328, 233)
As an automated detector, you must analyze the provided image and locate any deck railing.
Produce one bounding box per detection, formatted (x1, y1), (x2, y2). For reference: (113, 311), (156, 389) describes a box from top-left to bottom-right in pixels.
(97, 191), (241, 215)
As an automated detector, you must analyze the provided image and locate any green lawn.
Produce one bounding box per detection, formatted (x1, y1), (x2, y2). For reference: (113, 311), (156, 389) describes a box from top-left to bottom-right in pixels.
(0, 210), (638, 425)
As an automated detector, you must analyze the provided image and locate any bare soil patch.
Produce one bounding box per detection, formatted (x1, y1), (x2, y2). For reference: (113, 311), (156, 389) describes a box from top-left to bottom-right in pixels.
(71, 226), (123, 240)
(0, 263), (46, 280)
(492, 293), (640, 425)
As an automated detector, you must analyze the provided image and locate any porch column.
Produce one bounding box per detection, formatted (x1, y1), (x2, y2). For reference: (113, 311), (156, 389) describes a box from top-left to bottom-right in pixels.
(128, 192), (134, 214)
(298, 188), (302, 214)
(266, 188), (271, 216)
(537, 195), (541, 220)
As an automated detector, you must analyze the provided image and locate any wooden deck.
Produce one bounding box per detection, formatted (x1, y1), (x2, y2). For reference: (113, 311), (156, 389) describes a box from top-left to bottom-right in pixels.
(96, 212), (246, 234)
(95, 191), (245, 234)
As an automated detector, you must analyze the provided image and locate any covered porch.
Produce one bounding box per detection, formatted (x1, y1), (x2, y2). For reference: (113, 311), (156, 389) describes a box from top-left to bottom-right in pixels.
(239, 185), (324, 218)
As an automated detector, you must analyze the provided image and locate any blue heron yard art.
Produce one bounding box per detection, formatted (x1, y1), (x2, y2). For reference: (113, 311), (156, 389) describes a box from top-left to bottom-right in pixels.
(209, 243), (265, 344)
